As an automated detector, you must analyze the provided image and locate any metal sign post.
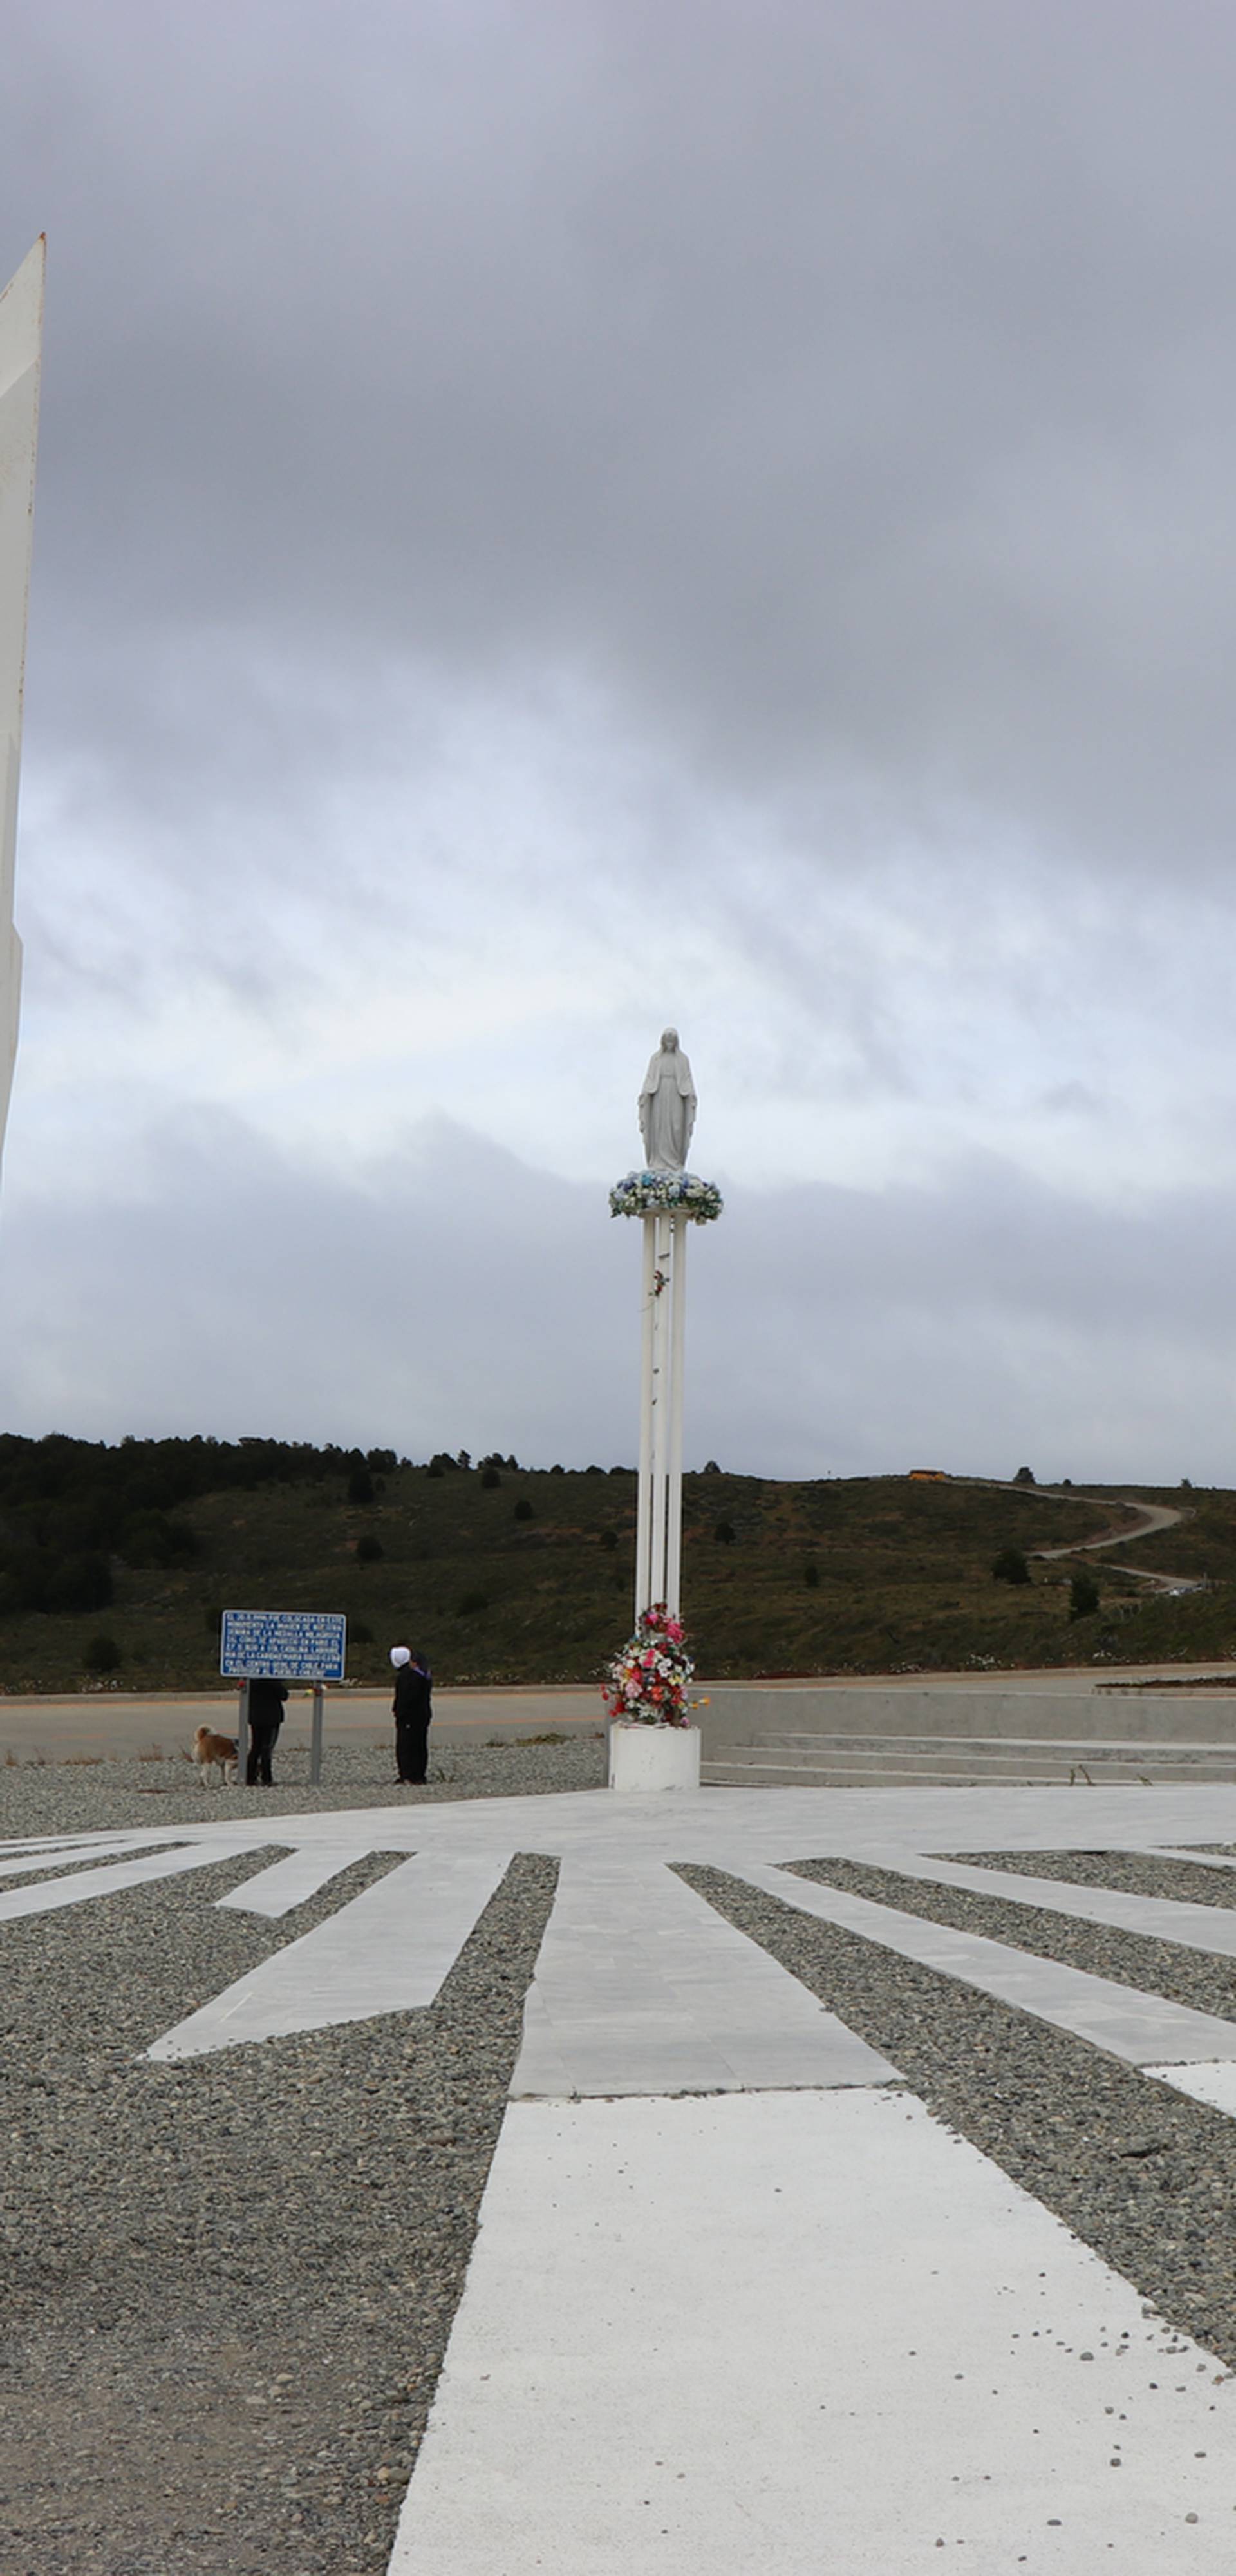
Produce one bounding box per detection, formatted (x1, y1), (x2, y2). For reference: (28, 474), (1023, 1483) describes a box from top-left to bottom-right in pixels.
(310, 1681), (324, 1786)
(235, 1680), (250, 1785)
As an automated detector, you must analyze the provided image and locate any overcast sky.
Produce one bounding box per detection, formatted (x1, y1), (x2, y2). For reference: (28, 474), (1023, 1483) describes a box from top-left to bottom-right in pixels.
(1, 0), (1235, 1481)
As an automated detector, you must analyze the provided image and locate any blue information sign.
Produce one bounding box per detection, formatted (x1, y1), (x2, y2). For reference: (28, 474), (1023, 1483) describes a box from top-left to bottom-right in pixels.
(220, 1609), (347, 1683)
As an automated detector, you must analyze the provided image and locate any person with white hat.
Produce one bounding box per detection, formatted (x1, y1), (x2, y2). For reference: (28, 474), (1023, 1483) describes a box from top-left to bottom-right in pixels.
(389, 1643), (433, 1785)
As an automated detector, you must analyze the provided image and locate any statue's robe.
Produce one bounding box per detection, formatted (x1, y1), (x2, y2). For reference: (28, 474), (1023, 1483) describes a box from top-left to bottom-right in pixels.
(638, 1047), (697, 1171)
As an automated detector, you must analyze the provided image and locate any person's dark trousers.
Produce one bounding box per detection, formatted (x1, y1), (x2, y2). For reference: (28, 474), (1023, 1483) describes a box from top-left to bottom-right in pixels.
(247, 1719), (279, 1785)
(396, 1715), (429, 1784)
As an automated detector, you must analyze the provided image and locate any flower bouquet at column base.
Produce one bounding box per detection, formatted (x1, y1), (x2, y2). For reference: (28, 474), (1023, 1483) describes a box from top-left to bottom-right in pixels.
(603, 1604), (702, 1791)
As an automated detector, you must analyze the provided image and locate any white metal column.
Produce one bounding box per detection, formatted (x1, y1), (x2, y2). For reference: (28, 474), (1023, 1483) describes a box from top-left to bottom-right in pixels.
(635, 1209), (688, 1620)
(665, 1214), (688, 1616)
(634, 1212), (657, 1620)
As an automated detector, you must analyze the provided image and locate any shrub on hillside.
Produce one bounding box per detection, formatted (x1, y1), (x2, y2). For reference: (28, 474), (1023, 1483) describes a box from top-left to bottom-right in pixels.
(514, 1498), (534, 1521)
(44, 1553), (113, 1615)
(992, 1547), (1031, 1586)
(1070, 1573), (1100, 1620)
(347, 1467), (375, 1506)
(355, 1533), (384, 1563)
(120, 1510), (198, 1566)
(714, 1519), (736, 1545)
(456, 1587), (489, 1617)
(480, 1466), (502, 1490)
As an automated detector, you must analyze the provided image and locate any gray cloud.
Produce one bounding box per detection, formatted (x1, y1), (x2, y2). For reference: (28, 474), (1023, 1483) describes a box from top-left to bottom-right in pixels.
(7, 0), (1236, 880)
(2, 5), (1235, 1477)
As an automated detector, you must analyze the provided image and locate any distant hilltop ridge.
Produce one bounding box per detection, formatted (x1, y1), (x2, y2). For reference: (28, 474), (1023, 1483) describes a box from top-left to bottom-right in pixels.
(0, 1435), (1226, 1696)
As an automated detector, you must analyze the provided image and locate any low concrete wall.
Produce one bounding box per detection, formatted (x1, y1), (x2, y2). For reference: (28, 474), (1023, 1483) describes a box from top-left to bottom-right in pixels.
(698, 1684), (1236, 1750)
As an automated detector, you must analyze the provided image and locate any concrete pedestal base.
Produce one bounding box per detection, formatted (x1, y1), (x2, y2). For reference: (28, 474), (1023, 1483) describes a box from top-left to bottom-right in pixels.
(608, 1722), (701, 1792)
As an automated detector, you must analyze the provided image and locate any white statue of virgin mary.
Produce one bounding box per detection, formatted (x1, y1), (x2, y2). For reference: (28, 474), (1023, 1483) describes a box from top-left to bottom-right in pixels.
(638, 1028), (697, 1172)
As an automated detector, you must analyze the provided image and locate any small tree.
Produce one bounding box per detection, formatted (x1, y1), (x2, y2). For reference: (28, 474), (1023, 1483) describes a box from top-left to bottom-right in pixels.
(513, 1497), (534, 1521)
(599, 1526), (619, 1551)
(355, 1533), (384, 1562)
(480, 1464), (502, 1490)
(347, 1467), (375, 1506)
(992, 1547), (1031, 1586)
(714, 1519), (736, 1545)
(803, 1560), (820, 1588)
(1013, 1466), (1036, 1486)
(1070, 1572), (1100, 1620)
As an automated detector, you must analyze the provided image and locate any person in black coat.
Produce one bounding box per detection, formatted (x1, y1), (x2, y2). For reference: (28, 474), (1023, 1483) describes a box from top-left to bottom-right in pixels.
(390, 1645), (432, 1784)
(246, 1676), (288, 1786)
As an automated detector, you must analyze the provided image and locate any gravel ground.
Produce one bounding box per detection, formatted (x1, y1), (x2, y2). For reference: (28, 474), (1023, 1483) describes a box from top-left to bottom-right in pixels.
(680, 1861), (1236, 2371)
(1, 1754), (566, 2576)
(0, 1730), (607, 1842)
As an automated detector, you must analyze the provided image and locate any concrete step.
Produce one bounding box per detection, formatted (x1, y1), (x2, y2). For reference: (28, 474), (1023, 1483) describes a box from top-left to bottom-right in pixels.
(717, 1730), (1236, 1759)
(701, 1736), (1236, 1789)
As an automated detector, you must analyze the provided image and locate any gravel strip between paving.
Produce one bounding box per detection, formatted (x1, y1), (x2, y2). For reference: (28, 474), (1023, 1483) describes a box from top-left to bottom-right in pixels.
(945, 1848), (1236, 1913)
(786, 1852), (1236, 2026)
(680, 1861), (1236, 2372)
(1, 1752), (566, 2576)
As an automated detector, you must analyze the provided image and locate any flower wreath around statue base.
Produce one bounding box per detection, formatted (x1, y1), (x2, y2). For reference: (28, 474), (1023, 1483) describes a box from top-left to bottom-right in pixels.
(609, 1171), (724, 1222)
(603, 1603), (696, 1727)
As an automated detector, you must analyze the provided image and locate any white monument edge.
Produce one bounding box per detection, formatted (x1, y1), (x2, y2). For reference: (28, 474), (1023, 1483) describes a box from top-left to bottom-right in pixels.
(0, 237), (44, 1166)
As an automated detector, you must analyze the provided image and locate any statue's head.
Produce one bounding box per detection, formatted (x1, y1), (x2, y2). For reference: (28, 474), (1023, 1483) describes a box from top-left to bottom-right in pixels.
(660, 1027), (679, 1051)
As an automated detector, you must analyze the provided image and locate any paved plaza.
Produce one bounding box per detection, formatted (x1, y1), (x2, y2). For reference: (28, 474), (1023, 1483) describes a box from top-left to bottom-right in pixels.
(8, 1777), (1236, 2568)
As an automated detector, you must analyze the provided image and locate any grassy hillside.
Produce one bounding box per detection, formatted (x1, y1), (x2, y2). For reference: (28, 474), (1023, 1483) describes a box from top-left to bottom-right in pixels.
(1, 1436), (1229, 1690)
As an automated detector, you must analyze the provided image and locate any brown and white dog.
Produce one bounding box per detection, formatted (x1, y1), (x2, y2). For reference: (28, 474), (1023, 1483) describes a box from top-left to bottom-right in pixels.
(192, 1725), (238, 1787)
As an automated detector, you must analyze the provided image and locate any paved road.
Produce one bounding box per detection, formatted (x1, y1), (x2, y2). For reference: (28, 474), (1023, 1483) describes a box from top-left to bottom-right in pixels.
(0, 1685), (603, 1762)
(1029, 1491), (1188, 1582)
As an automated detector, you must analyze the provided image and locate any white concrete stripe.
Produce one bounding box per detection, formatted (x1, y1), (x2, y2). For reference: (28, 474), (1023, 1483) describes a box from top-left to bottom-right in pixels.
(871, 1846), (1236, 1959)
(1145, 2061), (1236, 2115)
(147, 1849), (510, 2058)
(1145, 1844), (1236, 1872)
(388, 2088), (1236, 2574)
(0, 1836), (265, 1922)
(736, 1861), (1236, 2064)
(214, 1844), (393, 1917)
(0, 1828), (187, 1859)
(512, 1857), (897, 2098)
(0, 1834), (187, 1884)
